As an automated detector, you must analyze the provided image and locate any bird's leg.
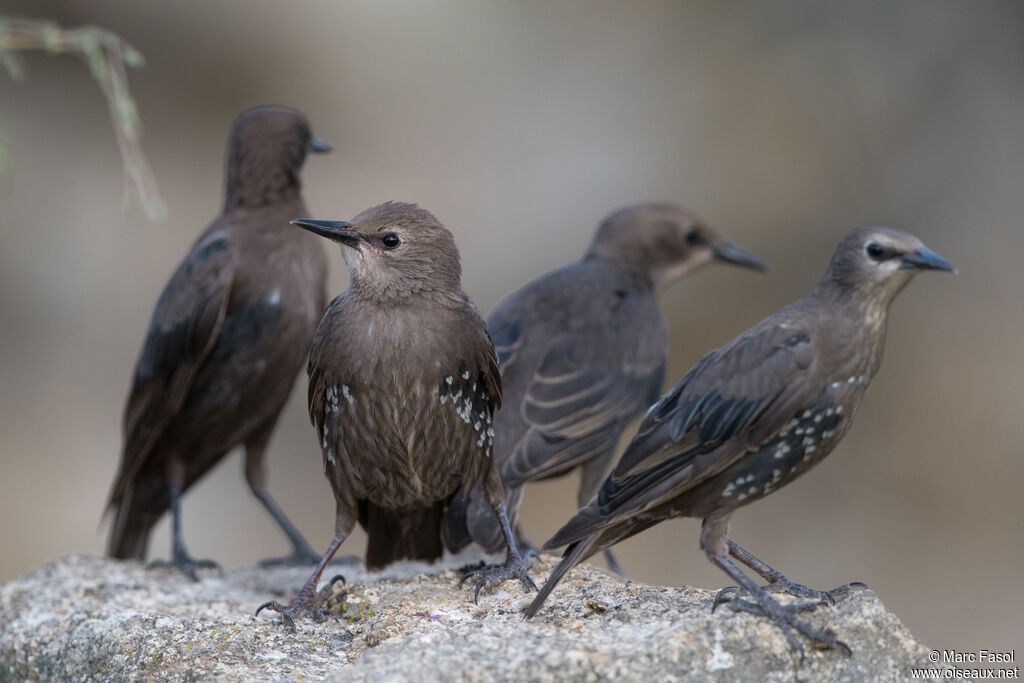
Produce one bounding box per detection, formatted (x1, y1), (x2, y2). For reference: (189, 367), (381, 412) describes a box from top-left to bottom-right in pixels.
(147, 478), (219, 581)
(728, 540), (866, 604)
(243, 434), (322, 566)
(255, 505), (353, 630)
(459, 501), (538, 602)
(578, 446), (625, 576)
(459, 469), (537, 601)
(701, 517), (849, 660)
(251, 489), (322, 566)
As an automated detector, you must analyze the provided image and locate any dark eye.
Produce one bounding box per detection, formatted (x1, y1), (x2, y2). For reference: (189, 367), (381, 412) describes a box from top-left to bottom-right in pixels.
(381, 233), (400, 249)
(685, 228), (701, 245)
(865, 243), (886, 261)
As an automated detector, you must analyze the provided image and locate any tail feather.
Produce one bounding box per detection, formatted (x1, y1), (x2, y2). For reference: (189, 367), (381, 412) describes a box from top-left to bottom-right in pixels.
(360, 500), (446, 570)
(442, 490), (473, 553)
(524, 535), (597, 619)
(106, 484), (162, 560)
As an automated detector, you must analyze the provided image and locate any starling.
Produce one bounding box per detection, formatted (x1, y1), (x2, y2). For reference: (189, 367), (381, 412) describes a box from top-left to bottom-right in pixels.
(443, 203), (766, 574)
(105, 105), (332, 578)
(525, 227), (955, 656)
(256, 202), (535, 627)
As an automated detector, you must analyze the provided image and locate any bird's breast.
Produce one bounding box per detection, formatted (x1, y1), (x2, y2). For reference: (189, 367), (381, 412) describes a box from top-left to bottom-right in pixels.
(319, 364), (493, 509)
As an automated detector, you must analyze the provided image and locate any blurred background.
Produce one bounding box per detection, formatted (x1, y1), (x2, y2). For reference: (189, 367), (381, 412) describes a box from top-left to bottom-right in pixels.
(1, 0), (1021, 653)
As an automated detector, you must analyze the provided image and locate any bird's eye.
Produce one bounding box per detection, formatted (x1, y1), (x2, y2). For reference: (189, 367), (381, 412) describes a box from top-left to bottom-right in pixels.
(865, 243), (886, 261)
(685, 228), (701, 245)
(381, 233), (401, 249)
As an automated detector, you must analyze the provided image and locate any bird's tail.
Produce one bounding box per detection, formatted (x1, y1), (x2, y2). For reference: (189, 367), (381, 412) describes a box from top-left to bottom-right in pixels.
(359, 499), (446, 570)
(441, 489), (474, 553)
(523, 535), (597, 619)
(444, 485), (524, 555)
(105, 484), (162, 561)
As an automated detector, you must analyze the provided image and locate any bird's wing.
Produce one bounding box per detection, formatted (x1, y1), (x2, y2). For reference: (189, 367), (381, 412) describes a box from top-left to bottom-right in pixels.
(488, 312), (523, 375)
(547, 320), (818, 545)
(307, 294), (344, 452)
(111, 230), (238, 504)
(498, 318), (665, 486)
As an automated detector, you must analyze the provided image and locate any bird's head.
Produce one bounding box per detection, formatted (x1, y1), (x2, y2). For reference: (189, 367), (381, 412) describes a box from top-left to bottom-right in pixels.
(224, 105), (331, 209)
(584, 202), (767, 292)
(821, 226), (956, 307)
(293, 202), (462, 301)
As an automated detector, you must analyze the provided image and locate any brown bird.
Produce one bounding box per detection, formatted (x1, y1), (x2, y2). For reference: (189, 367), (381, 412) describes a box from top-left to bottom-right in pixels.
(443, 203), (766, 574)
(105, 105), (332, 578)
(256, 202), (535, 627)
(525, 227), (955, 657)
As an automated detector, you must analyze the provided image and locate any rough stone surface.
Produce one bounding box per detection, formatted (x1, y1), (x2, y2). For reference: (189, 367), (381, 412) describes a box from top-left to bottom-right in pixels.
(0, 553), (943, 681)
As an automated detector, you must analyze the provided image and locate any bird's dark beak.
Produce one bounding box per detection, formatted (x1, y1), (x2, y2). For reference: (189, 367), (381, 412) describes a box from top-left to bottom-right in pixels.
(309, 135), (333, 154)
(899, 246), (956, 273)
(711, 241), (769, 272)
(291, 218), (360, 248)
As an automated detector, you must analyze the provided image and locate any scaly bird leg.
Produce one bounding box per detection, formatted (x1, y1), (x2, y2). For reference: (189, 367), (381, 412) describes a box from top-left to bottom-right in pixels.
(147, 482), (219, 581)
(255, 534), (346, 630)
(727, 540), (866, 604)
(708, 551), (851, 660)
(460, 500), (537, 602)
(256, 504), (354, 629)
(700, 515), (849, 660)
(252, 489), (324, 566)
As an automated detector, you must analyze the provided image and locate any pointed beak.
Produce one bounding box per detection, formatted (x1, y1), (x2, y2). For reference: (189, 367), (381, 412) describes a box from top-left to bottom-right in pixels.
(711, 241), (769, 272)
(899, 246), (957, 273)
(309, 135), (333, 154)
(291, 218), (360, 248)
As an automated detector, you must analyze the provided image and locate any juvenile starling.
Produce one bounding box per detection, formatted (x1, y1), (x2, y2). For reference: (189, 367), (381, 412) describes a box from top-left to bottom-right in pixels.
(443, 203), (766, 573)
(105, 105), (332, 578)
(256, 202), (535, 627)
(525, 227), (955, 656)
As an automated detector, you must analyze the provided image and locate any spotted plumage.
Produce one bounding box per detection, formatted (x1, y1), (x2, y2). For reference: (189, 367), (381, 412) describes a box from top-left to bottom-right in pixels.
(257, 202), (535, 628)
(439, 362), (496, 451)
(525, 226), (955, 658)
(443, 203), (767, 567)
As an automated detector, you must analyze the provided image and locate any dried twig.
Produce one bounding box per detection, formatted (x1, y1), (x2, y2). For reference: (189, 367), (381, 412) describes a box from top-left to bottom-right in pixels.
(0, 16), (167, 221)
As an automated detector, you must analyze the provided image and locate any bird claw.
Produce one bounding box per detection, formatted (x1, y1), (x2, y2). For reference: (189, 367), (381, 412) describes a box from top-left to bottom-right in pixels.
(147, 553), (220, 582)
(255, 579), (344, 630)
(459, 556), (537, 603)
(711, 586), (741, 613)
(713, 588), (852, 659)
(766, 577), (867, 605)
(254, 600), (298, 631)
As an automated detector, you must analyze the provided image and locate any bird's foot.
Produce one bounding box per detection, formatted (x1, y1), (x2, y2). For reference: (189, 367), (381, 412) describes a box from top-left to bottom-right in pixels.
(712, 587), (851, 660)
(259, 548), (361, 568)
(255, 574), (347, 630)
(147, 551), (219, 582)
(259, 547), (323, 568)
(766, 577), (867, 605)
(459, 554), (537, 603)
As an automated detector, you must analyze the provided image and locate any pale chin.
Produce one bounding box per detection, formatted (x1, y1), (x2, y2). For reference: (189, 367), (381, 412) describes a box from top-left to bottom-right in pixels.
(342, 248), (364, 274)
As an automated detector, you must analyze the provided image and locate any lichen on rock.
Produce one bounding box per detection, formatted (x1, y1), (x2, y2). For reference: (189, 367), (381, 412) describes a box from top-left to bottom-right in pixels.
(0, 553), (942, 681)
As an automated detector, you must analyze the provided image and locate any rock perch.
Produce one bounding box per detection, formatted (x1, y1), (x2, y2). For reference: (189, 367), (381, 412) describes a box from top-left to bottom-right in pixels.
(0, 554), (943, 681)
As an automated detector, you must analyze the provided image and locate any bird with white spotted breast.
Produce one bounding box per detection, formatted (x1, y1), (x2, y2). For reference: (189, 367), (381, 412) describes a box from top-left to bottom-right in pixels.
(104, 105), (332, 579)
(525, 226), (955, 658)
(443, 203), (767, 575)
(256, 202), (536, 627)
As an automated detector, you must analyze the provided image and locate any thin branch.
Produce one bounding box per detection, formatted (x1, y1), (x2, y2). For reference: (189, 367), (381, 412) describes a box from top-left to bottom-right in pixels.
(0, 16), (167, 221)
